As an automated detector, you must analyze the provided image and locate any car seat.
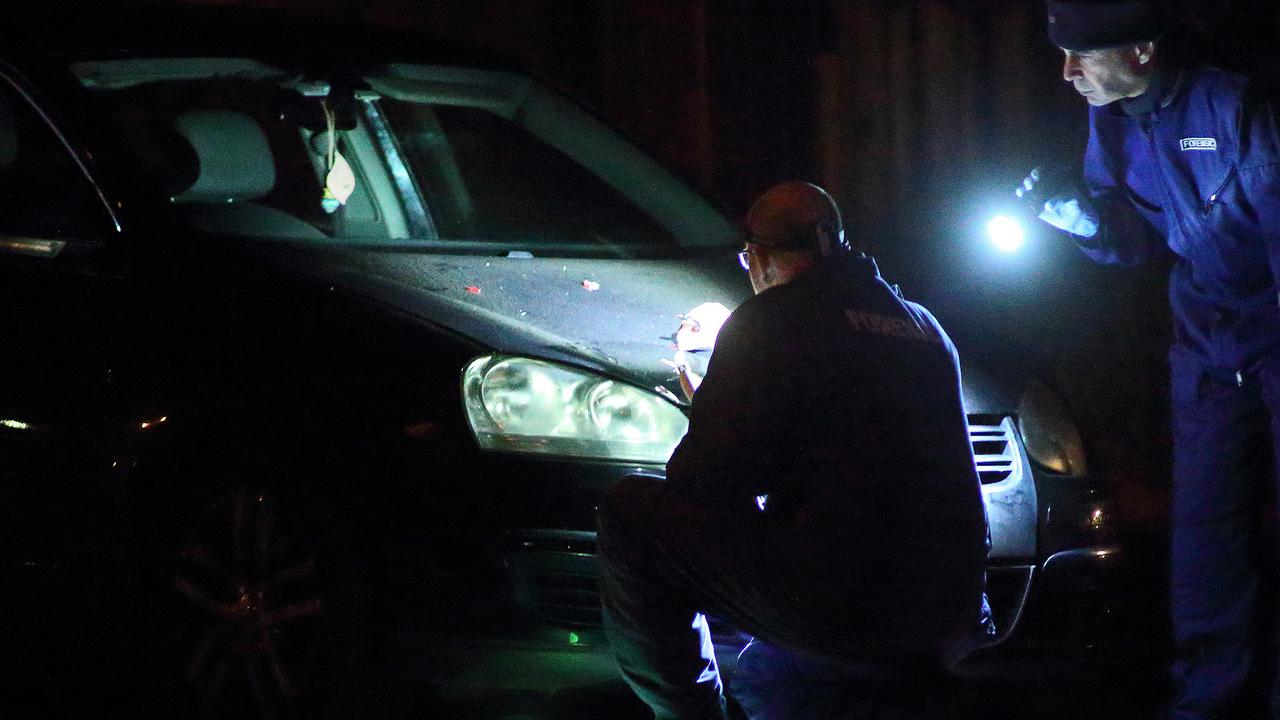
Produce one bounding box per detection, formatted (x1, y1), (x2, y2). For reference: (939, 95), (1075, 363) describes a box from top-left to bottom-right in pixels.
(171, 109), (324, 239)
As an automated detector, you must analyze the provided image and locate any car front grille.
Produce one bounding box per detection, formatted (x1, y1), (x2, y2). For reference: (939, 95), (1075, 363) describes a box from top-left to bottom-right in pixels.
(969, 416), (1022, 486)
(522, 571), (602, 627)
(504, 530), (603, 628)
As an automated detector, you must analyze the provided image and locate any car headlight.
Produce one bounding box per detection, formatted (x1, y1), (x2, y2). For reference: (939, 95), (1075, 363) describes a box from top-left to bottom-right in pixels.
(1016, 378), (1088, 476)
(462, 355), (689, 463)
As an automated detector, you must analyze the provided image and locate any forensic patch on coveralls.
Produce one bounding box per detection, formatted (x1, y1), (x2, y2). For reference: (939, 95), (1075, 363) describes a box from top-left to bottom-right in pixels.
(1180, 137), (1218, 152)
(843, 310), (941, 343)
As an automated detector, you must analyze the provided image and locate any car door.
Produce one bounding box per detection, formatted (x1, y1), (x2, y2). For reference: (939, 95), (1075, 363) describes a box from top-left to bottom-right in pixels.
(0, 62), (146, 676)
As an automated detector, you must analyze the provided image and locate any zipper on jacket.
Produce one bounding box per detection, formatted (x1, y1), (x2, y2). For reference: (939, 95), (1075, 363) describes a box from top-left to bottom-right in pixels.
(1144, 119), (1182, 229)
(1143, 117), (1225, 369)
(1203, 166), (1238, 214)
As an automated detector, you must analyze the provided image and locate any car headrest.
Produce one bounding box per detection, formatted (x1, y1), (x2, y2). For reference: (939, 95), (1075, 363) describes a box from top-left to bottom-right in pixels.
(171, 109), (276, 203)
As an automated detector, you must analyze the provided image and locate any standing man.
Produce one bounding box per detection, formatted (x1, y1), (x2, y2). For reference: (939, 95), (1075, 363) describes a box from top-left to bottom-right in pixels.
(1021, 1), (1280, 716)
(597, 182), (991, 719)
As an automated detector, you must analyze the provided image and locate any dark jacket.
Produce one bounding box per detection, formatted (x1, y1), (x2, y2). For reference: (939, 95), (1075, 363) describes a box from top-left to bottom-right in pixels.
(1080, 66), (1280, 375)
(664, 253), (988, 655)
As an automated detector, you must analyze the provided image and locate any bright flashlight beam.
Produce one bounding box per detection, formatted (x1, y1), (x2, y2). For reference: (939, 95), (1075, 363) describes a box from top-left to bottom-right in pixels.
(987, 215), (1025, 253)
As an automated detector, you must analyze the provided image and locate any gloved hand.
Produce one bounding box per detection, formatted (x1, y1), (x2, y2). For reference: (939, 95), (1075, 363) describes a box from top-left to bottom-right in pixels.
(1016, 167), (1100, 239)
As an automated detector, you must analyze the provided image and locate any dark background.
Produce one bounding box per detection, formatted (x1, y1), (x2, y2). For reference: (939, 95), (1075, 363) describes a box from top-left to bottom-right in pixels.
(148, 0), (1280, 514)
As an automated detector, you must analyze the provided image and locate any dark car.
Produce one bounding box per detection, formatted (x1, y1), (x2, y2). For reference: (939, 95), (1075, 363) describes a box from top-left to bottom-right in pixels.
(0, 9), (1147, 719)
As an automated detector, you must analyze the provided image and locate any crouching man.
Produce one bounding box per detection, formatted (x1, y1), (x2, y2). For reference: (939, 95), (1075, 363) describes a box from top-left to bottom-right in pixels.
(597, 182), (993, 719)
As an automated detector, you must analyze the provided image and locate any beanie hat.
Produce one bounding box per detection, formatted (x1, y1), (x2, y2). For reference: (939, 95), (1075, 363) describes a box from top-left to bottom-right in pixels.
(1047, 0), (1170, 50)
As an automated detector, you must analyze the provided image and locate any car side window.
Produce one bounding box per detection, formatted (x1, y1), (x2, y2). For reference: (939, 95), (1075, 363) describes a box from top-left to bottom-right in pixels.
(0, 77), (113, 242)
(380, 101), (677, 249)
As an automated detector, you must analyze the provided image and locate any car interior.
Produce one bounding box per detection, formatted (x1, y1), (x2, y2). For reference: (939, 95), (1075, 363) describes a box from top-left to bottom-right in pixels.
(70, 58), (738, 256)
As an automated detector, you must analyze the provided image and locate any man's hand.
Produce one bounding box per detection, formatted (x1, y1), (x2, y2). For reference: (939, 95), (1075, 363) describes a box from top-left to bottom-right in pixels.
(1016, 166), (1100, 239)
(675, 302), (732, 353)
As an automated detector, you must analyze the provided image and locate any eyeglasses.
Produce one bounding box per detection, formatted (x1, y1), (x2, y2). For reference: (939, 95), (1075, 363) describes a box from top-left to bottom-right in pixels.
(738, 227), (844, 271)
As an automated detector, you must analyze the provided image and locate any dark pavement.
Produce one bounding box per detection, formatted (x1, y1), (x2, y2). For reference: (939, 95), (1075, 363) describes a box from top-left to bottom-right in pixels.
(399, 672), (1167, 719)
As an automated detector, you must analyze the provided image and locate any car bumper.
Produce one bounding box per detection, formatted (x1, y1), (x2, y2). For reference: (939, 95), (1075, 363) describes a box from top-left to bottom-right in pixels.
(388, 531), (1148, 696)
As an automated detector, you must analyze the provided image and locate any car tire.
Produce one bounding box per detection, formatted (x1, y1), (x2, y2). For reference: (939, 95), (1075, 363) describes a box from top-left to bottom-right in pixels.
(143, 481), (382, 720)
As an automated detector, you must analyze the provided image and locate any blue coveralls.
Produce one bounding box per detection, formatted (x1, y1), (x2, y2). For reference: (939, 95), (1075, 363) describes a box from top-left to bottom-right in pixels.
(596, 253), (990, 720)
(1078, 66), (1280, 718)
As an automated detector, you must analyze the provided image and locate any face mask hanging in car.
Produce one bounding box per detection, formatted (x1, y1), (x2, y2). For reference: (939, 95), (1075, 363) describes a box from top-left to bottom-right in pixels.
(320, 99), (355, 214)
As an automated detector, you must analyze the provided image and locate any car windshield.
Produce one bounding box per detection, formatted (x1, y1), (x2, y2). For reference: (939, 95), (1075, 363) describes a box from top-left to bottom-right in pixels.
(71, 58), (738, 257)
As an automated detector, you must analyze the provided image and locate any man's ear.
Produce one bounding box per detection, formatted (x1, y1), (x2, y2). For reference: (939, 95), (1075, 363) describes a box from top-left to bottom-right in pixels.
(816, 222), (846, 256)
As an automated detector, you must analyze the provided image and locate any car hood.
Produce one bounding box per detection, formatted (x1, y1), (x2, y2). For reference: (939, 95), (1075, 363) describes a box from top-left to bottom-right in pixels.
(260, 244), (1017, 414)
(278, 245), (753, 403)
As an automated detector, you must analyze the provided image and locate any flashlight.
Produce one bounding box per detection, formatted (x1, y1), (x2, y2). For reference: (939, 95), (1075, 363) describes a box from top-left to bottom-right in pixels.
(986, 214), (1026, 253)
(982, 165), (1064, 255)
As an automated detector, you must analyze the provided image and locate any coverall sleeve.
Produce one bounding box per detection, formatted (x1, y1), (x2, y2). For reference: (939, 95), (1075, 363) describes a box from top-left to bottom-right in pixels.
(664, 300), (790, 505)
(1236, 88), (1280, 284)
(1075, 111), (1167, 267)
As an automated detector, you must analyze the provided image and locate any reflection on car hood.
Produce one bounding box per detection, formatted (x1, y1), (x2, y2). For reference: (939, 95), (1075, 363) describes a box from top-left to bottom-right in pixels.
(292, 247), (753, 402)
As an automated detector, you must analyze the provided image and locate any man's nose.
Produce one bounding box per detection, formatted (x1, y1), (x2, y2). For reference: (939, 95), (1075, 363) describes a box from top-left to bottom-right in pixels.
(1062, 55), (1081, 82)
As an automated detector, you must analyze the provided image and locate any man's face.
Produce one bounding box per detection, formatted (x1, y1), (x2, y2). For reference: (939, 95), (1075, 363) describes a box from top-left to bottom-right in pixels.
(1061, 45), (1151, 106)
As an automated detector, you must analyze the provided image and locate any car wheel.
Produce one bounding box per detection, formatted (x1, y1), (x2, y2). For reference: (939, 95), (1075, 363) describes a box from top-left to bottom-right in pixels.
(155, 486), (375, 720)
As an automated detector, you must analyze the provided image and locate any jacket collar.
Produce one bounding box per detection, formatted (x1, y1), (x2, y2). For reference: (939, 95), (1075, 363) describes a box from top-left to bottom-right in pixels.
(801, 251), (882, 289)
(1118, 67), (1185, 117)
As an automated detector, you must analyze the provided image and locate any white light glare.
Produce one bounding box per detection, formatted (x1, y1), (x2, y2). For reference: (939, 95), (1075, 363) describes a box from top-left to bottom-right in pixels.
(986, 215), (1025, 253)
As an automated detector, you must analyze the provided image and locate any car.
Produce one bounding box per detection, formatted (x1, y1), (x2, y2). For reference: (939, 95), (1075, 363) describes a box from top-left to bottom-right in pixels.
(0, 7), (1151, 718)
